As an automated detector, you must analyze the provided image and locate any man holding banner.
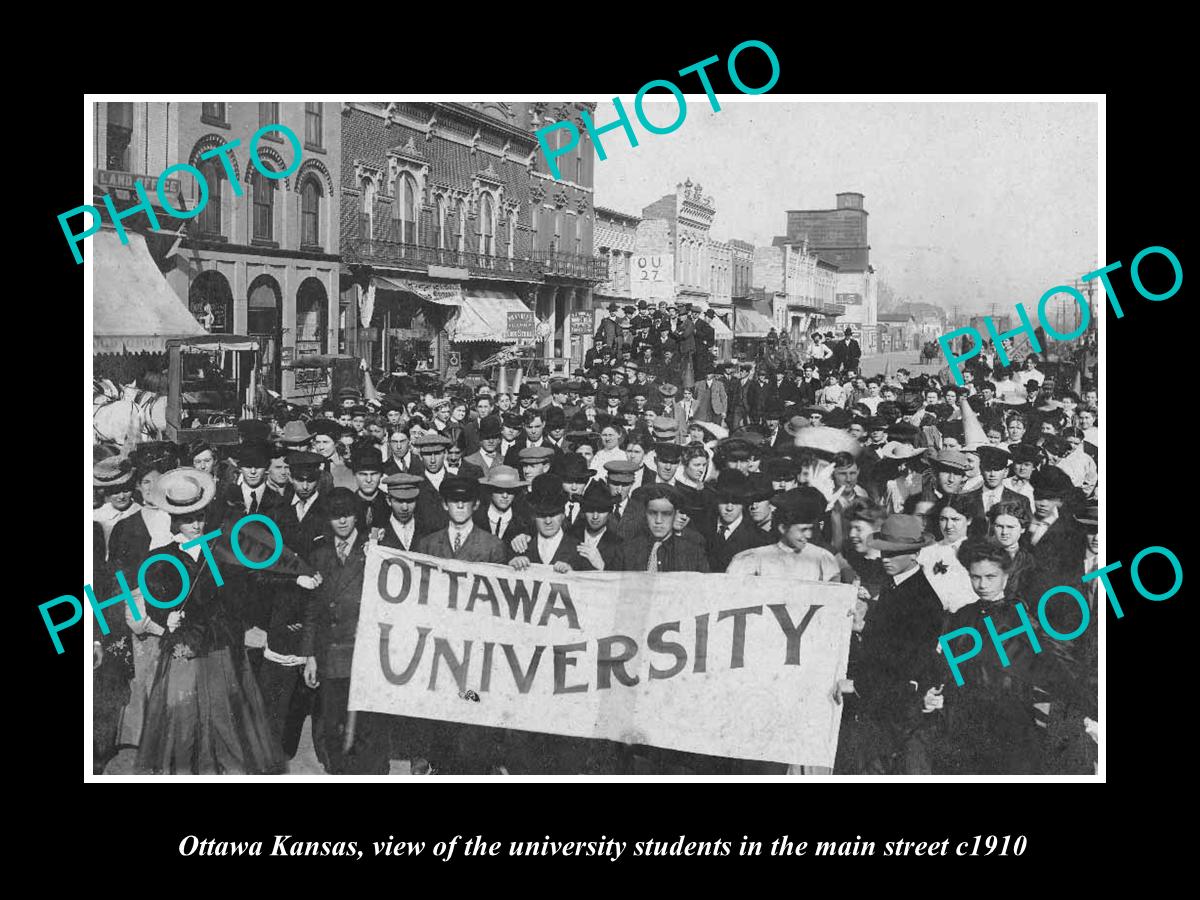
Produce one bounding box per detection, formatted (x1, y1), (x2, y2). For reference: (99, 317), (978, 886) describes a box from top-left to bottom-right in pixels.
(347, 477), (856, 775)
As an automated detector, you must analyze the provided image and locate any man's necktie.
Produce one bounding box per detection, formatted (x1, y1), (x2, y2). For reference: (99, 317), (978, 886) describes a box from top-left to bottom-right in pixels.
(248, 491), (259, 515)
(567, 502), (577, 523)
(493, 517), (501, 536)
(453, 530), (463, 554)
(1029, 521), (1049, 546)
(646, 540), (663, 572)
(336, 539), (350, 563)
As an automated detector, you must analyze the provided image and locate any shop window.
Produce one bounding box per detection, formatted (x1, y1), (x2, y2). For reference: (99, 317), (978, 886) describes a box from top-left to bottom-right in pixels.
(106, 102), (133, 171)
(252, 167), (275, 243)
(301, 177), (322, 248)
(305, 102), (323, 148)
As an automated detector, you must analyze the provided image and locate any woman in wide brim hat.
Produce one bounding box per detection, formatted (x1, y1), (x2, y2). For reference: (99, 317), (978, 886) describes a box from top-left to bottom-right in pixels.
(135, 468), (287, 775)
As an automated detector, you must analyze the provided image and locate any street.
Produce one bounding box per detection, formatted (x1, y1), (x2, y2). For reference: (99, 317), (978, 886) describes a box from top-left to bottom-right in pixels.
(858, 349), (946, 378)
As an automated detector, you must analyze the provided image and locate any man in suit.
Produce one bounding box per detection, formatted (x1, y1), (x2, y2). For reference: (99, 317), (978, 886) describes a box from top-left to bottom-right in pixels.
(413, 476), (509, 773)
(502, 408), (563, 468)
(274, 451), (329, 558)
(507, 474), (599, 572)
(462, 415), (505, 477)
(377, 473), (425, 552)
(214, 440), (291, 669)
(444, 429), (484, 482)
(382, 425), (425, 477)
(839, 327), (862, 374)
(474, 465), (532, 544)
(692, 369), (728, 426)
(835, 514), (944, 775)
(350, 447), (389, 536)
(306, 488), (390, 774)
(1023, 465), (1085, 588)
(961, 446), (1032, 535)
(705, 470), (772, 572)
(569, 480), (626, 571)
(694, 309), (716, 378)
(559, 454), (593, 532)
(604, 459), (647, 543)
(726, 363), (753, 430)
(676, 305), (698, 388)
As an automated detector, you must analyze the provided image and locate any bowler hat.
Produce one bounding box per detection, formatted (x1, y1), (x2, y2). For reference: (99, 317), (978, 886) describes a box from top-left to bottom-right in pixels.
(579, 480), (616, 512)
(528, 474), (568, 517)
(439, 475), (479, 503)
(711, 470), (750, 504)
(351, 447), (385, 472)
(1030, 465), (1074, 499)
(236, 441), (271, 469)
(771, 488), (826, 527)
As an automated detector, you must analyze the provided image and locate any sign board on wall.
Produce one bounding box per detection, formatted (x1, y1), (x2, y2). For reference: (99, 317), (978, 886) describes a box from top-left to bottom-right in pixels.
(569, 310), (593, 336)
(836, 292), (863, 306)
(506, 311), (536, 340)
(631, 254), (674, 300)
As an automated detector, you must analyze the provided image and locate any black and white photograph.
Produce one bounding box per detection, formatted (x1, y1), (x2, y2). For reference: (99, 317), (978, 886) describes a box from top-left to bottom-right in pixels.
(80, 95), (1104, 780)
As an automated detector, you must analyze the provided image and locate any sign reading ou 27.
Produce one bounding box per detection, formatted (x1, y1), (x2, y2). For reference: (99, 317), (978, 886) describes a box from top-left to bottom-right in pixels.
(60, 123), (303, 264)
(534, 40), (781, 181)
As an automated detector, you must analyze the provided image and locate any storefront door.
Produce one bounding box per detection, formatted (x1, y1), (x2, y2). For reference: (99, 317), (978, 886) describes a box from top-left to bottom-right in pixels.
(248, 276), (282, 394)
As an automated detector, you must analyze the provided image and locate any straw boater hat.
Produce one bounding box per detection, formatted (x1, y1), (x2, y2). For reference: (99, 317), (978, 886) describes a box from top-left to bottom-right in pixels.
(878, 442), (926, 460)
(478, 465), (529, 490)
(93, 456), (134, 489)
(150, 468), (217, 516)
(792, 425), (863, 458)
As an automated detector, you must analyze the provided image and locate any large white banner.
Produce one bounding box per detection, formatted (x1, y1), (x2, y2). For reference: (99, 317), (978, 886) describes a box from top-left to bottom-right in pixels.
(630, 253), (674, 300)
(349, 546), (855, 767)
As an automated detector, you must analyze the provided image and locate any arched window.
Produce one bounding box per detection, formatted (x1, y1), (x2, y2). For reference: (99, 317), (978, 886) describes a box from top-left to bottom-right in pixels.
(400, 173), (417, 244)
(251, 167), (274, 242)
(296, 278), (328, 355)
(457, 199), (468, 252)
(197, 158), (223, 236)
(360, 177), (375, 240)
(479, 193), (494, 257)
(507, 211), (516, 259)
(434, 196), (445, 249)
(301, 177), (321, 248)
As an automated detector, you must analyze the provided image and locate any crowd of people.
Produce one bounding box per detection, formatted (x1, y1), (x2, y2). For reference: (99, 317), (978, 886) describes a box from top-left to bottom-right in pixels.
(91, 298), (1099, 777)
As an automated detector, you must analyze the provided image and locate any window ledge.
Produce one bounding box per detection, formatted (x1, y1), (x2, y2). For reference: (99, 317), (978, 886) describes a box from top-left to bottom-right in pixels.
(194, 232), (228, 243)
(251, 238), (280, 249)
(261, 133), (283, 143)
(201, 115), (230, 129)
(304, 143), (326, 155)
(300, 243), (324, 253)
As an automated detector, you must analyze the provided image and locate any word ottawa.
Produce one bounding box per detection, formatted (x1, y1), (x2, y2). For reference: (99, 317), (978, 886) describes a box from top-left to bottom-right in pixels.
(535, 40), (780, 181)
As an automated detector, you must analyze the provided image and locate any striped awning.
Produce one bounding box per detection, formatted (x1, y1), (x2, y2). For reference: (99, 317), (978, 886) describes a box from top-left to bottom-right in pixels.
(734, 308), (775, 338)
(93, 229), (206, 353)
(448, 289), (529, 344)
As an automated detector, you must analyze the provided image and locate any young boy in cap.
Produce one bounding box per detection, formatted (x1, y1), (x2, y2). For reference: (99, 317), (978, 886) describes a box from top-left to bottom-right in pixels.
(378, 473), (425, 551)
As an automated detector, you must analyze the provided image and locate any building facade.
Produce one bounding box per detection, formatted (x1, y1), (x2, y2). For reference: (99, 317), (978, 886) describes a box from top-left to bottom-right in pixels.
(340, 101), (605, 380)
(593, 206), (640, 320)
(752, 239), (843, 353)
(161, 101), (342, 404)
(782, 192), (878, 354)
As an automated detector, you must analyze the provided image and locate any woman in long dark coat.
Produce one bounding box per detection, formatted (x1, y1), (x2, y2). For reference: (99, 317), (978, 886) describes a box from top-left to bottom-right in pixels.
(134, 468), (286, 775)
(933, 539), (1050, 775)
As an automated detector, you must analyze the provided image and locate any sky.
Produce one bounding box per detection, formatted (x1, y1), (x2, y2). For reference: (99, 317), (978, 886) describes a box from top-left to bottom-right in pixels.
(591, 100), (1099, 316)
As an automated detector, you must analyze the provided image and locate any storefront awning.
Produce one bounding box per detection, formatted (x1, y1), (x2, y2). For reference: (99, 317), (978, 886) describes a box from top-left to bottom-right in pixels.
(449, 289), (529, 344)
(710, 314), (733, 340)
(734, 308), (775, 338)
(371, 275), (462, 305)
(94, 229), (206, 354)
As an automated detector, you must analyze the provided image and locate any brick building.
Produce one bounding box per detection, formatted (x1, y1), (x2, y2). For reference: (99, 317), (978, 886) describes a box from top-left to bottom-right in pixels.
(153, 102), (343, 403)
(781, 192), (878, 354)
(593, 206), (641, 322)
(340, 101), (606, 378)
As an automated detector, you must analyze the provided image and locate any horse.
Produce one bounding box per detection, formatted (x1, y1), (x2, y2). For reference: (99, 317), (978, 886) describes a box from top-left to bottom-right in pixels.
(93, 382), (167, 445)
